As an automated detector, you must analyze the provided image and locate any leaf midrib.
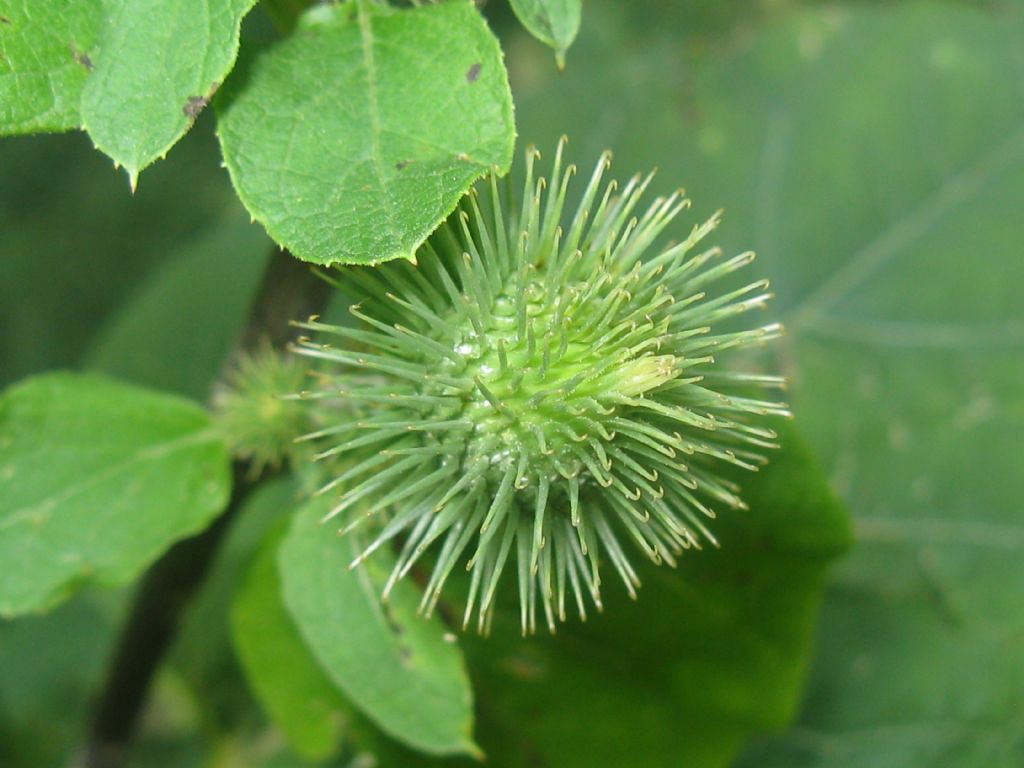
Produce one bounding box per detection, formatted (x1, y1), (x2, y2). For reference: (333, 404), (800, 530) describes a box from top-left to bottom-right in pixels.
(357, 3), (402, 256)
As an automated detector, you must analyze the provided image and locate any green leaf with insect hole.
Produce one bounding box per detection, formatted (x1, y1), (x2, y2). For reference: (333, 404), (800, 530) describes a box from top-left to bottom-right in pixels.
(231, 521), (348, 761)
(216, 0), (515, 265)
(0, 0), (101, 134)
(0, 0), (256, 179)
(81, 0), (257, 185)
(509, 0), (581, 68)
(450, 417), (850, 768)
(279, 495), (477, 757)
(0, 372), (231, 616)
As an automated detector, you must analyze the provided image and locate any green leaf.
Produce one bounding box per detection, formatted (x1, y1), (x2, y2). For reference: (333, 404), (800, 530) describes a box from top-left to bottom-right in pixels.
(216, 1), (515, 265)
(81, 0), (256, 185)
(509, 0), (581, 67)
(0, 372), (231, 616)
(231, 522), (347, 761)
(456, 419), (849, 768)
(0, 0), (100, 134)
(692, 7), (1024, 766)
(512, 2), (1024, 764)
(0, 0), (255, 176)
(279, 496), (477, 756)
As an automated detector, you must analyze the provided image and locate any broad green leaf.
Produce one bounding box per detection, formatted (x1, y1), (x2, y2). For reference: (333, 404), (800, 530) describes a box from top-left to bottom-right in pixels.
(279, 496), (477, 756)
(81, 0), (256, 184)
(86, 213), (271, 400)
(455, 419), (850, 768)
(231, 523), (347, 760)
(0, 0), (100, 133)
(512, 1), (1024, 763)
(0, 372), (231, 615)
(694, 7), (1024, 766)
(216, 1), (515, 265)
(509, 0), (581, 67)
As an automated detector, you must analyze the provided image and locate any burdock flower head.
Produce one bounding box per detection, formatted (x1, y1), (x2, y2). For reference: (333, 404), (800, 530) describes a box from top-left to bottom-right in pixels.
(293, 140), (787, 634)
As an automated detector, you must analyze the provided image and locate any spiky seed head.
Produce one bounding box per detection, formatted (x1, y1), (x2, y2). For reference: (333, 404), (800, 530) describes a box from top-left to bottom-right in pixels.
(213, 346), (311, 474)
(293, 140), (788, 634)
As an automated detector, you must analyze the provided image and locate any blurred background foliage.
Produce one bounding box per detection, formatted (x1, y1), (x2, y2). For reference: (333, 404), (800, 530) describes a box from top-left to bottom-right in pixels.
(2, 0), (1023, 766)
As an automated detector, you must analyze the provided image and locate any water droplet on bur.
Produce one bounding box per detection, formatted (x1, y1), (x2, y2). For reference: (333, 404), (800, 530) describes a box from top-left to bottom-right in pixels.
(494, 296), (514, 316)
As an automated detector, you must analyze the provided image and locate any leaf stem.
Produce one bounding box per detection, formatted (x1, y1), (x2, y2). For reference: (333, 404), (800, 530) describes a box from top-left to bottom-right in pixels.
(78, 248), (331, 768)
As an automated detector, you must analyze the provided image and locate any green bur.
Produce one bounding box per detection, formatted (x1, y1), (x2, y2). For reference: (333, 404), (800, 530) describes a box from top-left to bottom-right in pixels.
(293, 141), (787, 633)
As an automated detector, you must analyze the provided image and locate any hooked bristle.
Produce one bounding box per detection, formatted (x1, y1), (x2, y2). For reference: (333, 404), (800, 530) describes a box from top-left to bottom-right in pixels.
(293, 139), (786, 634)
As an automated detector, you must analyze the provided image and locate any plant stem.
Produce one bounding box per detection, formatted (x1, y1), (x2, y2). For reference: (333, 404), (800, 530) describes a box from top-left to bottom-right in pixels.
(228, 246), (333, 361)
(80, 248), (331, 768)
(81, 460), (254, 768)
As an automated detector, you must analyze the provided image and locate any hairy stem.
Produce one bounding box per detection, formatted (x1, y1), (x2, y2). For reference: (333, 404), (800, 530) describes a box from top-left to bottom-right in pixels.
(80, 249), (331, 768)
